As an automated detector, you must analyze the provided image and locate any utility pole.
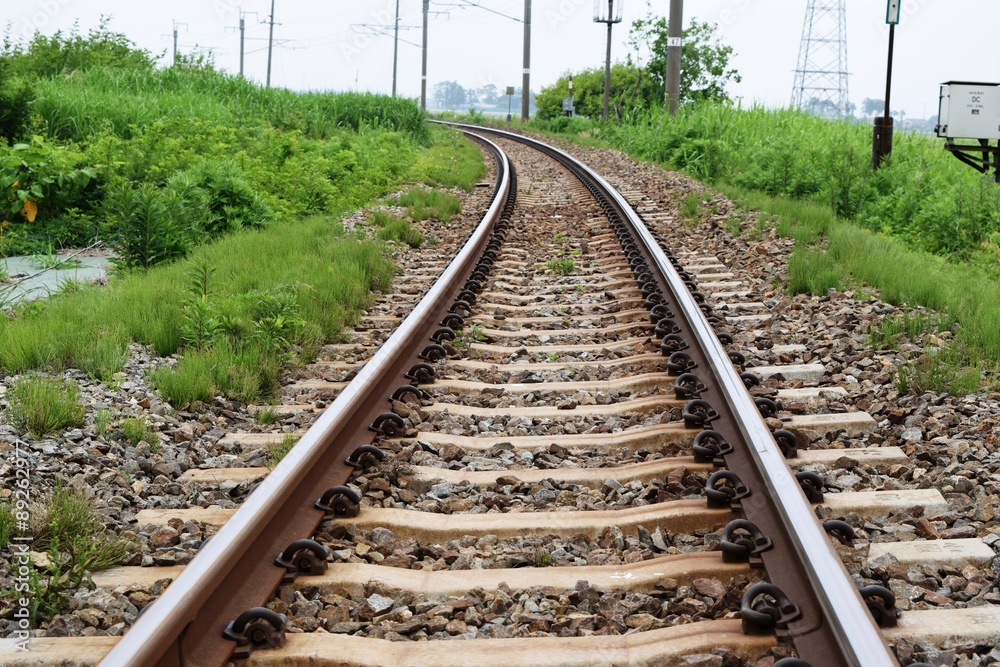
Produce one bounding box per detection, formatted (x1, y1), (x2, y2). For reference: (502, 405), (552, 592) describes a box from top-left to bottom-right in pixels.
(227, 11), (256, 77)
(603, 0), (612, 119)
(167, 21), (188, 67)
(521, 0), (531, 122)
(238, 15), (246, 76)
(593, 1), (622, 121)
(266, 0), (276, 88)
(666, 0), (683, 114)
(421, 0), (429, 109)
(392, 0), (401, 97)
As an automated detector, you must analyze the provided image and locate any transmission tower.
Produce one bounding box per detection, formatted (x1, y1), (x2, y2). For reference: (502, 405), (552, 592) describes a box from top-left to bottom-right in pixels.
(791, 0), (849, 117)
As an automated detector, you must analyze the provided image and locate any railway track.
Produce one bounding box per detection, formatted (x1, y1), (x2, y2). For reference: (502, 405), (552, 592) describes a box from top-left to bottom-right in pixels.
(4, 125), (1000, 666)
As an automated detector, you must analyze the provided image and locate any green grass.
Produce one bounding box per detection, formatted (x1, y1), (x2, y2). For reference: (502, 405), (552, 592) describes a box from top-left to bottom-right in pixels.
(4, 375), (86, 438)
(413, 126), (487, 190)
(93, 408), (112, 437)
(32, 68), (429, 143)
(0, 481), (135, 621)
(266, 433), (298, 468)
(680, 193), (701, 220)
(256, 407), (279, 425)
(370, 210), (423, 248)
(378, 218), (423, 248)
(868, 312), (950, 350)
(0, 216), (395, 405)
(119, 417), (156, 446)
(606, 103), (1000, 265)
(718, 184), (999, 391)
(398, 188), (462, 222)
(546, 258), (576, 275)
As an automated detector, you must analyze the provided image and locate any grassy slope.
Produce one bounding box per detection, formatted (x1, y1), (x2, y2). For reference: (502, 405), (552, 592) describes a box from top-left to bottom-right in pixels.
(522, 109), (1000, 391)
(0, 124), (485, 405)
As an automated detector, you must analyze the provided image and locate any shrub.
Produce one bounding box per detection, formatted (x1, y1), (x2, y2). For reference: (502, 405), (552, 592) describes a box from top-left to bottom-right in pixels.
(169, 161), (274, 239)
(0, 75), (34, 141)
(103, 181), (192, 269)
(5, 375), (86, 438)
(8, 480), (135, 621)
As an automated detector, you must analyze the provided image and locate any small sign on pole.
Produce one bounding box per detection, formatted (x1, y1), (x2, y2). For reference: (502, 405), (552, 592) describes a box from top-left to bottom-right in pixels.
(886, 0), (900, 25)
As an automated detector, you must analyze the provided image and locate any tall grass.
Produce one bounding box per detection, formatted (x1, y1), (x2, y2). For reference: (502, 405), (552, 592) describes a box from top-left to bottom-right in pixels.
(0, 216), (394, 400)
(32, 68), (429, 142)
(723, 185), (1000, 366)
(607, 104), (1000, 264)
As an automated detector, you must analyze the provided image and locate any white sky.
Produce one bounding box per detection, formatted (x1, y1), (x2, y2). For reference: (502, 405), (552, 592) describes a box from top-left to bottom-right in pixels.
(3, 0), (998, 119)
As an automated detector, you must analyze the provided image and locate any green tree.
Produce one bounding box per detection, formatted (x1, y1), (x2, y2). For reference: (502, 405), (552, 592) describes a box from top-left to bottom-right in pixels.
(628, 15), (741, 105)
(536, 11), (740, 120)
(433, 81), (466, 109)
(536, 63), (656, 121)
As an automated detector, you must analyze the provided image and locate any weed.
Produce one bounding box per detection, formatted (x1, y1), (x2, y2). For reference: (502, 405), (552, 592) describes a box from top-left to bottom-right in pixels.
(787, 248), (840, 296)
(0, 501), (13, 548)
(4, 480), (136, 621)
(267, 433), (298, 468)
(398, 188), (461, 222)
(179, 260), (220, 351)
(5, 375), (86, 438)
(895, 344), (982, 396)
(868, 312), (951, 350)
(54, 277), (86, 295)
(93, 408), (112, 437)
(681, 193), (701, 220)
(534, 549), (551, 567)
(71, 326), (129, 383)
(554, 233), (567, 243)
(149, 357), (215, 408)
(30, 245), (83, 270)
(256, 407), (279, 425)
(575, 284), (586, 292)
(378, 218), (423, 248)
(119, 417), (156, 447)
(546, 258), (576, 275)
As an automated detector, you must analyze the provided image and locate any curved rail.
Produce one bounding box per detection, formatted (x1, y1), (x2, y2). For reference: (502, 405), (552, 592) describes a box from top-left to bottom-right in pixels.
(99, 132), (512, 667)
(439, 121), (898, 667)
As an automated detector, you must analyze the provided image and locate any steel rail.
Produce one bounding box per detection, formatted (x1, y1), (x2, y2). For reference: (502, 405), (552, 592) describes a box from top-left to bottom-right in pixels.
(99, 132), (511, 667)
(442, 121), (898, 667)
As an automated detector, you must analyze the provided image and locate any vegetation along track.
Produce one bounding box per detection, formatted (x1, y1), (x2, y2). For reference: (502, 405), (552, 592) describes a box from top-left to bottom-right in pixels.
(5, 126), (1000, 667)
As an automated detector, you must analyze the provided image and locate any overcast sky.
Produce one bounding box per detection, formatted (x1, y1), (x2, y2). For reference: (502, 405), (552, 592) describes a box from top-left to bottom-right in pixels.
(3, 1), (998, 119)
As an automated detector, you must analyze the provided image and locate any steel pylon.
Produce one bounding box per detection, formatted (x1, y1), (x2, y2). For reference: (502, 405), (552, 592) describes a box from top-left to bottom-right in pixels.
(791, 0), (850, 117)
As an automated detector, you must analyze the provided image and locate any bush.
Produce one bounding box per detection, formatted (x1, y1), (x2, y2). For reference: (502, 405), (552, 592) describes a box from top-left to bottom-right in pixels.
(169, 161), (274, 239)
(0, 75), (34, 141)
(103, 181), (192, 269)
